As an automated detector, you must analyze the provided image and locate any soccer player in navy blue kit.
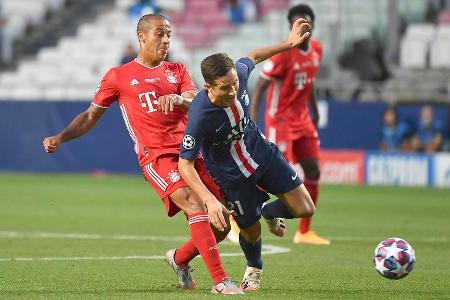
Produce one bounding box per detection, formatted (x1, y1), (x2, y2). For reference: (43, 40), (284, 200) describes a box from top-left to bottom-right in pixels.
(178, 18), (315, 291)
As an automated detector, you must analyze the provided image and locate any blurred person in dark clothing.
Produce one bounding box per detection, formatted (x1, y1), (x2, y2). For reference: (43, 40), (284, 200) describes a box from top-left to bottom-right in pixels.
(120, 43), (137, 65)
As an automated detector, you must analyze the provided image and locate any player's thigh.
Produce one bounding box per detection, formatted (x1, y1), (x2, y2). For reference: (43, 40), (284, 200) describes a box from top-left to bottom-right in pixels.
(141, 155), (187, 216)
(266, 122), (293, 162)
(257, 143), (302, 195)
(142, 154), (204, 216)
(276, 183), (315, 218)
(292, 135), (320, 163)
(222, 179), (269, 230)
(195, 158), (225, 204)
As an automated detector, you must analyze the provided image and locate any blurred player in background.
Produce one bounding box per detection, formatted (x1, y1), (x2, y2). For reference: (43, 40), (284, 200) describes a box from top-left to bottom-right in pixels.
(250, 4), (330, 245)
(410, 105), (444, 153)
(379, 106), (411, 152)
(42, 14), (243, 295)
(178, 18), (315, 291)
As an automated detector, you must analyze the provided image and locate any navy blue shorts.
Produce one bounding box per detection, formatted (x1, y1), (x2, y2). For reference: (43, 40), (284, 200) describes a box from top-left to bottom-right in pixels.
(221, 144), (302, 229)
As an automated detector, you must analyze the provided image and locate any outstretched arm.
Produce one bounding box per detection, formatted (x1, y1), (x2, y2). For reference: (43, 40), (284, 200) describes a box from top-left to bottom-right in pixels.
(178, 158), (232, 231)
(246, 18), (310, 64)
(250, 76), (271, 121)
(43, 104), (106, 153)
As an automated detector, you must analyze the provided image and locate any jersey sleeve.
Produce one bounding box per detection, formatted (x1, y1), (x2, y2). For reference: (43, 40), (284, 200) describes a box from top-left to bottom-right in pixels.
(92, 68), (119, 108)
(260, 52), (286, 80)
(313, 40), (324, 63)
(179, 104), (206, 161)
(236, 57), (255, 80)
(178, 64), (197, 96)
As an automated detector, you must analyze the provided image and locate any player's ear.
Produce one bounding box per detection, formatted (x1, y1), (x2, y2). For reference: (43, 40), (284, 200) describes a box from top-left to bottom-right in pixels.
(204, 82), (212, 90)
(137, 31), (145, 43)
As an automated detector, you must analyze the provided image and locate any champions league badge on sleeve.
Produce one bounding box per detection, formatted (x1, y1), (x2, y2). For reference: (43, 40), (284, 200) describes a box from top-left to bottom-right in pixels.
(182, 135), (195, 149)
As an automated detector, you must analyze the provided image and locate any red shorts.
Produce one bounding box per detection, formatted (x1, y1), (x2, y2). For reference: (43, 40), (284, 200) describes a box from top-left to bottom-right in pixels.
(266, 124), (320, 163)
(141, 154), (223, 217)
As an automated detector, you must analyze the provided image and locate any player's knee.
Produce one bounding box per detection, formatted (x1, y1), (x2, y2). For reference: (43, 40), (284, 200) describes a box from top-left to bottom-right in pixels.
(302, 200), (315, 218)
(240, 221), (261, 244)
(304, 165), (320, 181)
(290, 188), (315, 218)
(178, 192), (206, 215)
(188, 196), (206, 213)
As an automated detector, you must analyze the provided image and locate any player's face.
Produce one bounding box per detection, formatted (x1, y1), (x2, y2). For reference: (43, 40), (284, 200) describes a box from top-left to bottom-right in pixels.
(205, 68), (239, 107)
(384, 110), (396, 126)
(290, 14), (313, 42)
(139, 18), (171, 61)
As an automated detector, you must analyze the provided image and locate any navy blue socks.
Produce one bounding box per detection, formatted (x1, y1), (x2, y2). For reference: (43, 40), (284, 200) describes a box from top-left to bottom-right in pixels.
(239, 234), (263, 269)
(261, 199), (295, 219)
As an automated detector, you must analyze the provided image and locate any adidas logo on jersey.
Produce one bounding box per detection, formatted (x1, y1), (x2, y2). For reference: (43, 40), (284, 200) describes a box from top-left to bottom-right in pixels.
(130, 78), (140, 86)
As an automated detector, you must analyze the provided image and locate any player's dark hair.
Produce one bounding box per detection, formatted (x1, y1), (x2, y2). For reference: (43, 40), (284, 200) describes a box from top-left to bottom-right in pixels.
(287, 4), (315, 23)
(383, 106), (398, 122)
(201, 53), (235, 85)
(137, 14), (168, 33)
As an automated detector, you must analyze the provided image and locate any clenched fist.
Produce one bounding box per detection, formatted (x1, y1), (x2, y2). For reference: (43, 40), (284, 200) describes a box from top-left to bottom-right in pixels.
(42, 136), (61, 153)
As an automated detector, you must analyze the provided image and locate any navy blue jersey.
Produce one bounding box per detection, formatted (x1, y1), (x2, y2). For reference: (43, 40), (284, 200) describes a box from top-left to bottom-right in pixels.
(180, 57), (277, 186)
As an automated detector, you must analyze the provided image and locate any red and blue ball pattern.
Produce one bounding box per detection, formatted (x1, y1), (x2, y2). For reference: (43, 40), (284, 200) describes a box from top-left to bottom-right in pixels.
(373, 237), (416, 280)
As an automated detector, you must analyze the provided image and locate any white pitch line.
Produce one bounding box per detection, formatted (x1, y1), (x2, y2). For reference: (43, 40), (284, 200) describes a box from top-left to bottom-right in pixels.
(324, 236), (448, 243)
(0, 231), (447, 243)
(0, 255), (164, 262)
(0, 245), (289, 262)
(0, 231), (290, 262)
(0, 231), (188, 242)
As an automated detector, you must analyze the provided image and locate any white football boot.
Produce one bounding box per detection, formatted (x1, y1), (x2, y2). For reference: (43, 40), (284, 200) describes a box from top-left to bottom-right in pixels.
(164, 249), (196, 289)
(211, 278), (244, 295)
(240, 266), (262, 291)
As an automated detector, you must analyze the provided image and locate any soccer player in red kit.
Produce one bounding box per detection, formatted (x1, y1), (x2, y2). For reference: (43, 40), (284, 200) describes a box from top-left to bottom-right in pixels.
(42, 14), (243, 294)
(250, 4), (330, 245)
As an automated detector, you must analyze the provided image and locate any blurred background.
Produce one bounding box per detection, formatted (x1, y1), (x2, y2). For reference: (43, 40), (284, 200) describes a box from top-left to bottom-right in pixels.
(0, 0), (449, 188)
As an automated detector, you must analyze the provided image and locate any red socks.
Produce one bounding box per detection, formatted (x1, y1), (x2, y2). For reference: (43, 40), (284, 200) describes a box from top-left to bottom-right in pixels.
(176, 211), (227, 285)
(299, 178), (319, 233)
(174, 240), (198, 268)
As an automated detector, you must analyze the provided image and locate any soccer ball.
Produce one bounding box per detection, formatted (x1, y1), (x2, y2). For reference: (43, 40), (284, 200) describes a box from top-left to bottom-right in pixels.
(373, 237), (416, 280)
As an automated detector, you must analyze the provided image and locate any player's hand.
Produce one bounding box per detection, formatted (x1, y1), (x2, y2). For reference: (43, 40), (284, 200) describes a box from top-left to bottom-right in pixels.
(206, 197), (234, 231)
(158, 94), (183, 115)
(286, 18), (311, 48)
(42, 136), (61, 153)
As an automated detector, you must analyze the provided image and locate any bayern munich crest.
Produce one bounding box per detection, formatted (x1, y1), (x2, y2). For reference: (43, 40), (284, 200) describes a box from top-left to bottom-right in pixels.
(168, 170), (181, 183)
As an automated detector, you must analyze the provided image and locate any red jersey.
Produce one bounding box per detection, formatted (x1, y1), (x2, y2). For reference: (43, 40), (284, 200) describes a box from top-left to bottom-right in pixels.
(261, 39), (322, 139)
(92, 60), (197, 166)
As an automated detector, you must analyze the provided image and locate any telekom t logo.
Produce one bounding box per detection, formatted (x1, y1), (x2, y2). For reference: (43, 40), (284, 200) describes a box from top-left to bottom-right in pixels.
(138, 91), (158, 113)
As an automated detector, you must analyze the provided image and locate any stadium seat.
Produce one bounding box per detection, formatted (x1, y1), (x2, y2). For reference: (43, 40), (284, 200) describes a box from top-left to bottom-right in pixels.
(400, 24), (436, 69)
(430, 25), (450, 68)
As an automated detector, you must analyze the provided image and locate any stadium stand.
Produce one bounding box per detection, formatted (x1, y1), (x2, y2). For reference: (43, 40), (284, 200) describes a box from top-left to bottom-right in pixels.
(430, 25), (450, 68)
(0, 0), (188, 100)
(0, 0), (449, 102)
(400, 24), (435, 69)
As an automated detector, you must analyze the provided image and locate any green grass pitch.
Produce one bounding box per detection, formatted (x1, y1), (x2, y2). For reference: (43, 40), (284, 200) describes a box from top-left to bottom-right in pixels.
(0, 173), (449, 299)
